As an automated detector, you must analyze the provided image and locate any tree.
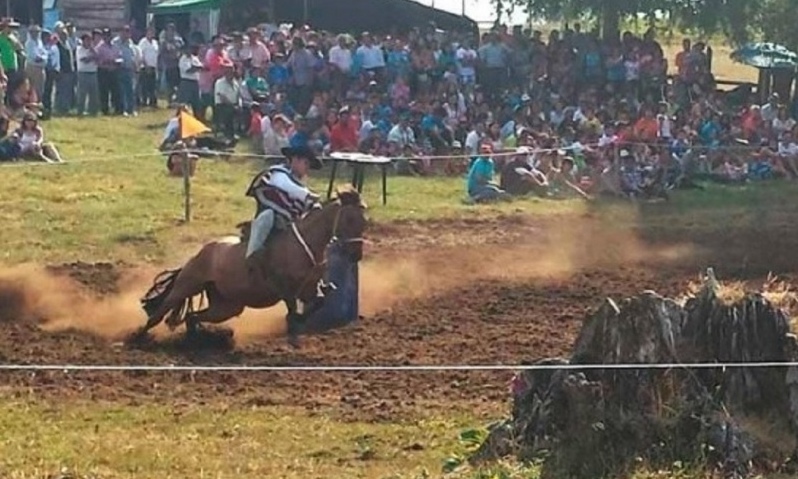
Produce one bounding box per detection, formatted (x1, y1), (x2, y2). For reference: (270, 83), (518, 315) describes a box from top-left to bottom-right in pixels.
(490, 0), (766, 45)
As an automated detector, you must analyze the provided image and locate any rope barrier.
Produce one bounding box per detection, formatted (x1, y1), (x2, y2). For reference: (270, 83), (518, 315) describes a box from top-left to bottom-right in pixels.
(0, 362), (796, 372)
(0, 139), (788, 170)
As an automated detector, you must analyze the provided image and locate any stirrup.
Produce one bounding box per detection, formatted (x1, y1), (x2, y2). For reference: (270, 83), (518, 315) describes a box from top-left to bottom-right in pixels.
(318, 281), (337, 296)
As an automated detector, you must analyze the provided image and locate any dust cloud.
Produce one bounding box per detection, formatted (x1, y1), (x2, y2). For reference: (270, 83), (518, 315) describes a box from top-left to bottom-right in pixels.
(0, 214), (695, 343)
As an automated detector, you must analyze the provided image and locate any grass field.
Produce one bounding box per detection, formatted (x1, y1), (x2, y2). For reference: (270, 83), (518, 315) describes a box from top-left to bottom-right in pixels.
(0, 399), (490, 479)
(0, 49), (789, 479)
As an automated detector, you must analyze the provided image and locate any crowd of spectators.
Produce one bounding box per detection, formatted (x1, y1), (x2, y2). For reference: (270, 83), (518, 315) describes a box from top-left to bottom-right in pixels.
(4, 16), (798, 197)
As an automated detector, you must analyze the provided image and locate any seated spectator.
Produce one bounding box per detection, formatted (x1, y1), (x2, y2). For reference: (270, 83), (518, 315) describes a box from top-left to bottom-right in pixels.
(248, 102), (263, 140)
(0, 114), (21, 162)
(262, 113), (291, 156)
(500, 147), (548, 197)
(466, 144), (508, 203)
(9, 78), (41, 119)
(13, 111), (61, 163)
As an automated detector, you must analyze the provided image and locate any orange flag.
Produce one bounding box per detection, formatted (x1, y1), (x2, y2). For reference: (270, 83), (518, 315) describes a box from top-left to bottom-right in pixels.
(179, 111), (211, 139)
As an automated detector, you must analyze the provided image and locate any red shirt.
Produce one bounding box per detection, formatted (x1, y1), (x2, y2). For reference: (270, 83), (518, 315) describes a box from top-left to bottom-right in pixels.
(330, 120), (358, 152)
(249, 111), (262, 138)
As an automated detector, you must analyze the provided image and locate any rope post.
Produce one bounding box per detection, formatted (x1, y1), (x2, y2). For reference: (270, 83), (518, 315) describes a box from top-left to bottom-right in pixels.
(182, 152), (191, 223)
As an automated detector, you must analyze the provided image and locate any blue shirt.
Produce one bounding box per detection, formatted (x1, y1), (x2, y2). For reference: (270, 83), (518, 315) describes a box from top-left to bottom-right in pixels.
(421, 114), (444, 133)
(268, 64), (289, 87)
(467, 156), (494, 195)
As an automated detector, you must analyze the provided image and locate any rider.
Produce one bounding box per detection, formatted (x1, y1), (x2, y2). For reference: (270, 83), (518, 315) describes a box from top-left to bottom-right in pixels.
(245, 145), (324, 258)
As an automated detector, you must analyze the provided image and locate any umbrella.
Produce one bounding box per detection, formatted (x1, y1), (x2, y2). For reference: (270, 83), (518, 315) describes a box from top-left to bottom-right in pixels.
(730, 42), (798, 69)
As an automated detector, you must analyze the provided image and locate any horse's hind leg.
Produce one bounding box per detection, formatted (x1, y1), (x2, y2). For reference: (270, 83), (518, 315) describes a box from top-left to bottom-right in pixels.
(185, 294), (245, 335)
(136, 263), (211, 337)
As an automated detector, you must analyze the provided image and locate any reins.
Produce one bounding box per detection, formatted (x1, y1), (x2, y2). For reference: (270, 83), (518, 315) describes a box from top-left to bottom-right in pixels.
(292, 202), (364, 268)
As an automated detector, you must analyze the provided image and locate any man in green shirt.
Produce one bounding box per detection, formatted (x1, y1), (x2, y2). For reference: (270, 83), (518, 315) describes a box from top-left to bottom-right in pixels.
(0, 18), (21, 80)
(244, 65), (269, 103)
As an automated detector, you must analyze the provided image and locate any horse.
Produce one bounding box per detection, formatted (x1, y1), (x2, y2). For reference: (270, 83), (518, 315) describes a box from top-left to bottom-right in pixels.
(133, 188), (368, 347)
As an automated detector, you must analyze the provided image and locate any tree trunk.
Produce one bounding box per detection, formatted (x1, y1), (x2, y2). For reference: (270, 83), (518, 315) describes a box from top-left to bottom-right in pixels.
(601, 1), (620, 42)
(473, 271), (798, 478)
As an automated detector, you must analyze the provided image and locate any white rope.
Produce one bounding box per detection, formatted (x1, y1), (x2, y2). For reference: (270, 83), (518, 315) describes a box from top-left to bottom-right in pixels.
(1, 362), (797, 372)
(0, 139), (781, 170)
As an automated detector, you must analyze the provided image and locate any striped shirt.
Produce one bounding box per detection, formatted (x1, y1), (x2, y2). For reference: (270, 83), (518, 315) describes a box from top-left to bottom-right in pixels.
(247, 164), (317, 220)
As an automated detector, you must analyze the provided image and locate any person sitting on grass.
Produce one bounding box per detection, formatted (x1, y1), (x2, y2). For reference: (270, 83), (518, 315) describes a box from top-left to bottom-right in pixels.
(0, 114), (21, 162)
(13, 111), (61, 163)
(465, 144), (508, 203)
(8, 78), (42, 119)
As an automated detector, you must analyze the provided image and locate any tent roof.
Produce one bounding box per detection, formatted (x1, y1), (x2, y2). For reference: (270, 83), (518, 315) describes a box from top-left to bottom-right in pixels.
(149, 0), (222, 15)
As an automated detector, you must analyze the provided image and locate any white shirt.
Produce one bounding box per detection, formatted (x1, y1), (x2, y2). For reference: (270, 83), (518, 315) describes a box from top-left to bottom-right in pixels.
(328, 45), (352, 72)
(356, 44), (385, 70)
(179, 54), (202, 81)
(778, 141), (798, 157)
(455, 47), (477, 77)
(464, 130), (482, 156)
(138, 37), (159, 68)
(657, 114), (672, 139)
(75, 45), (97, 73)
(387, 124), (415, 148)
(163, 116), (179, 142)
(214, 77), (241, 105)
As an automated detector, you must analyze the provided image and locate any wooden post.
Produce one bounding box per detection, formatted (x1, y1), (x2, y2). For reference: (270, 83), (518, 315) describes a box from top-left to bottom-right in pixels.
(182, 152), (191, 222)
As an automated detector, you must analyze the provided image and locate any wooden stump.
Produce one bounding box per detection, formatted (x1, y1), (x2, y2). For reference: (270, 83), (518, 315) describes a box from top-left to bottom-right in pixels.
(474, 271), (798, 478)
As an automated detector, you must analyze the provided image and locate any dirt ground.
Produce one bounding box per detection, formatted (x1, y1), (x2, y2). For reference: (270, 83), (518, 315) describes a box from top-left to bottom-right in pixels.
(0, 213), (795, 422)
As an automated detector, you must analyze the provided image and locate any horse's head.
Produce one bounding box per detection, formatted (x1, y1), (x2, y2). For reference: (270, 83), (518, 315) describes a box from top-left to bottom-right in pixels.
(327, 187), (368, 262)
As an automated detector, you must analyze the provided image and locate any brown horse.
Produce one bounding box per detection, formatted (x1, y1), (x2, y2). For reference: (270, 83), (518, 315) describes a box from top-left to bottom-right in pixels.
(134, 189), (367, 347)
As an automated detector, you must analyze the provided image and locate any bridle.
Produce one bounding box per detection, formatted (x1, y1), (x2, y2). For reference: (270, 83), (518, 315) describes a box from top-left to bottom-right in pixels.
(291, 201), (365, 269)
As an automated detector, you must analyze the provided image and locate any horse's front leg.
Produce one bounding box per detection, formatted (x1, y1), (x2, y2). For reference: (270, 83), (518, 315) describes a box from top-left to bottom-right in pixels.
(284, 297), (303, 348)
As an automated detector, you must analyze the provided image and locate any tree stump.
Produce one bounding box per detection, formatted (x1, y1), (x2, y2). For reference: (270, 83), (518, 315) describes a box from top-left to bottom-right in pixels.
(473, 270), (798, 478)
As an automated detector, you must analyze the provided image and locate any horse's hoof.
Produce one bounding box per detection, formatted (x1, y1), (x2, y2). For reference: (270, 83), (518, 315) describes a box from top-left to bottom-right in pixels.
(124, 329), (154, 348)
(287, 334), (301, 349)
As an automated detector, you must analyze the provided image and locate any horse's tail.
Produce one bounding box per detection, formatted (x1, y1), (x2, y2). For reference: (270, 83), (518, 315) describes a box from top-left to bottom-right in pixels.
(141, 268), (182, 319)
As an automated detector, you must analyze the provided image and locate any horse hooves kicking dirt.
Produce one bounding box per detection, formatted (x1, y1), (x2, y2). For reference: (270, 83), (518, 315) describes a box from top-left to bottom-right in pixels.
(123, 325), (236, 353)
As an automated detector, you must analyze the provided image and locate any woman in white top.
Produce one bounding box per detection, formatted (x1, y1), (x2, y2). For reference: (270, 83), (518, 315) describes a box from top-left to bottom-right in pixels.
(773, 106), (796, 136)
(15, 111), (62, 163)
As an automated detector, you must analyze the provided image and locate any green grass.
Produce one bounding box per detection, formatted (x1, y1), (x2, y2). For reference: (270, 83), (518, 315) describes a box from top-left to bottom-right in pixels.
(0, 398), (484, 479)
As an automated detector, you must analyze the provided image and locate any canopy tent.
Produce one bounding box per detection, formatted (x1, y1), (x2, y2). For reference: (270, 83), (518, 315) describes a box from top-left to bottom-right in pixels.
(271, 0), (477, 35)
(148, 0), (221, 15)
(730, 42), (798, 70)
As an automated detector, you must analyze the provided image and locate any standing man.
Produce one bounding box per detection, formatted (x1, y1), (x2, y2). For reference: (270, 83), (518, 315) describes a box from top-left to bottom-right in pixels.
(42, 32), (60, 118)
(0, 18), (20, 97)
(137, 27), (159, 109)
(25, 25), (48, 99)
(213, 59), (240, 139)
(75, 33), (99, 116)
(96, 28), (122, 115)
(54, 24), (76, 115)
(114, 26), (141, 117)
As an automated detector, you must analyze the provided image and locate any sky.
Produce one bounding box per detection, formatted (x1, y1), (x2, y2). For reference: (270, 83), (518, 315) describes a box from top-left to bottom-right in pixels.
(413, 0), (528, 24)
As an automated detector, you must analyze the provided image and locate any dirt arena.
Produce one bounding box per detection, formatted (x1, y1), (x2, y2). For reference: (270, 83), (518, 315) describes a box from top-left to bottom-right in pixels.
(0, 212), (794, 422)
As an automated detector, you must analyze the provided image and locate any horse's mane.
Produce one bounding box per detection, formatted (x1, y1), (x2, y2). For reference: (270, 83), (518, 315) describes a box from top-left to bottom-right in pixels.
(330, 186), (366, 208)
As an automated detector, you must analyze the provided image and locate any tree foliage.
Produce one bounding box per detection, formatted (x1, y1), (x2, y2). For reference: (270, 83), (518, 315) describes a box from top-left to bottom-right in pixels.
(489, 0), (779, 46)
